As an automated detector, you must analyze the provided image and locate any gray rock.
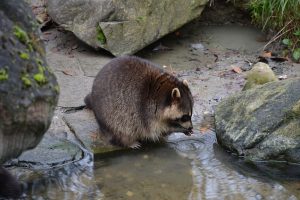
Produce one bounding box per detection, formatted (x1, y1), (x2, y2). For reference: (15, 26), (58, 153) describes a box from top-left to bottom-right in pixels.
(47, 0), (208, 56)
(55, 72), (94, 107)
(63, 109), (121, 153)
(215, 78), (300, 162)
(16, 133), (83, 169)
(0, 0), (59, 164)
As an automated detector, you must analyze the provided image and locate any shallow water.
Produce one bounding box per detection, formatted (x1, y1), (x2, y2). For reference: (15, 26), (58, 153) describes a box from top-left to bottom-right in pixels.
(15, 131), (300, 200)
(93, 146), (193, 200)
(14, 114), (300, 199)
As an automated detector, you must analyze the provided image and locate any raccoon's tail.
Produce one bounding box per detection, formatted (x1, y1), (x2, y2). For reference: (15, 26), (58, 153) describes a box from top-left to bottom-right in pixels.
(84, 93), (92, 109)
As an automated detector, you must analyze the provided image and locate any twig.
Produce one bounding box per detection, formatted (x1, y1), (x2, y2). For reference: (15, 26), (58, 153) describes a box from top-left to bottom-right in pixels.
(261, 20), (293, 50)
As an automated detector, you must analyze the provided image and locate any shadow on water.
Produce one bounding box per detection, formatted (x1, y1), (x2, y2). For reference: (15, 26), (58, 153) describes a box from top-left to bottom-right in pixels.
(213, 144), (300, 182)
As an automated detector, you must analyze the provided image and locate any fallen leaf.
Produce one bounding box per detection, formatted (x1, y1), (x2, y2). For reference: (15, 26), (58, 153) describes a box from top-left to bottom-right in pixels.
(62, 69), (76, 76)
(232, 66), (242, 74)
(261, 51), (272, 58)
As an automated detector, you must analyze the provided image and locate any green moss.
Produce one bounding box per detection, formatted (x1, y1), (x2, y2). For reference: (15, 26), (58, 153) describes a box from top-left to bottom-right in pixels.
(33, 61), (48, 85)
(35, 58), (43, 65)
(21, 74), (31, 87)
(0, 69), (8, 81)
(38, 64), (44, 73)
(289, 101), (300, 119)
(92, 146), (123, 154)
(136, 16), (146, 23)
(13, 26), (29, 44)
(54, 85), (60, 93)
(96, 25), (106, 45)
(34, 73), (47, 85)
(19, 52), (30, 60)
(13, 26), (33, 51)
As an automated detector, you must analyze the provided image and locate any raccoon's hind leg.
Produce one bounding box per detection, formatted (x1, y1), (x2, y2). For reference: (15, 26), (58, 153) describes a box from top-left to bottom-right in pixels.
(110, 135), (141, 149)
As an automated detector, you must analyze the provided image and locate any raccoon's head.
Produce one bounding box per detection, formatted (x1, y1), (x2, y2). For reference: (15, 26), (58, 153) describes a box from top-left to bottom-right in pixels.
(160, 80), (194, 136)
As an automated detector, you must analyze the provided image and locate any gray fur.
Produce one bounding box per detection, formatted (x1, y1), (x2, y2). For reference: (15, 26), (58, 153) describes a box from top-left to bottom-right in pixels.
(86, 56), (194, 147)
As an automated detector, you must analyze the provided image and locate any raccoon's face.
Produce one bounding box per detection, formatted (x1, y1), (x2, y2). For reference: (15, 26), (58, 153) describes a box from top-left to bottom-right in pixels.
(161, 81), (194, 136)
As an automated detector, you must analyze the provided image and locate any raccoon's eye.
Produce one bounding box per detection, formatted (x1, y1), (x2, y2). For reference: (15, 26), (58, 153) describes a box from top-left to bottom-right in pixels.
(180, 115), (191, 122)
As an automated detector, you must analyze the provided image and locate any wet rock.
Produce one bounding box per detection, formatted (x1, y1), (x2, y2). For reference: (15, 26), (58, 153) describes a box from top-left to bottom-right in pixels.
(55, 72), (93, 107)
(0, 0), (59, 164)
(14, 134), (83, 169)
(243, 62), (278, 90)
(63, 109), (121, 154)
(47, 0), (209, 56)
(215, 78), (300, 162)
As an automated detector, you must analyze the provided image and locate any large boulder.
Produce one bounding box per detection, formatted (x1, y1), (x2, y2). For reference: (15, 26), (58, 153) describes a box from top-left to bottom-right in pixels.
(47, 0), (208, 56)
(0, 0), (59, 164)
(215, 78), (300, 163)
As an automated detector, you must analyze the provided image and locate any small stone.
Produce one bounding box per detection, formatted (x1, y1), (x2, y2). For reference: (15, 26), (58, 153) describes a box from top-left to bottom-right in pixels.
(190, 43), (205, 51)
(126, 191), (134, 197)
(243, 62), (278, 90)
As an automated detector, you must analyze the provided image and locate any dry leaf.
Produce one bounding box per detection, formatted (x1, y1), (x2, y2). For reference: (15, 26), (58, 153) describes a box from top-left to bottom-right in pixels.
(62, 69), (76, 76)
(232, 66), (242, 74)
(261, 51), (272, 58)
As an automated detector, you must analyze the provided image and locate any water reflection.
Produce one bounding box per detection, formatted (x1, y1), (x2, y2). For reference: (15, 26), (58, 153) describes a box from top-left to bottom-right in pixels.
(10, 132), (300, 199)
(14, 151), (103, 200)
(168, 132), (300, 200)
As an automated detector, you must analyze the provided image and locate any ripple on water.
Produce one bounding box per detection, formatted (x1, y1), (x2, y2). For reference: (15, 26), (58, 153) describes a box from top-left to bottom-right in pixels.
(168, 131), (300, 200)
(11, 131), (300, 200)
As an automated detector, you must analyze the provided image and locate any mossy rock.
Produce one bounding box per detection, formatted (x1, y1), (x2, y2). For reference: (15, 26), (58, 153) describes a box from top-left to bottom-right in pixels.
(243, 62), (278, 91)
(215, 78), (300, 163)
(0, 0), (59, 164)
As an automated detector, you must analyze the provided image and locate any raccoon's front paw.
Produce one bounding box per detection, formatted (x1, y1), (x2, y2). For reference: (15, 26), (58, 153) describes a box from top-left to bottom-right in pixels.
(129, 142), (141, 149)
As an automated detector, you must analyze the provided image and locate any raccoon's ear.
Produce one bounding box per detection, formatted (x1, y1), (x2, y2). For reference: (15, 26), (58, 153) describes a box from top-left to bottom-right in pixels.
(171, 88), (181, 99)
(183, 80), (189, 86)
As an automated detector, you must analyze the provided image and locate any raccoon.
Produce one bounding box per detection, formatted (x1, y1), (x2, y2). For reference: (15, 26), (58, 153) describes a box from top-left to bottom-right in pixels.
(85, 56), (193, 148)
